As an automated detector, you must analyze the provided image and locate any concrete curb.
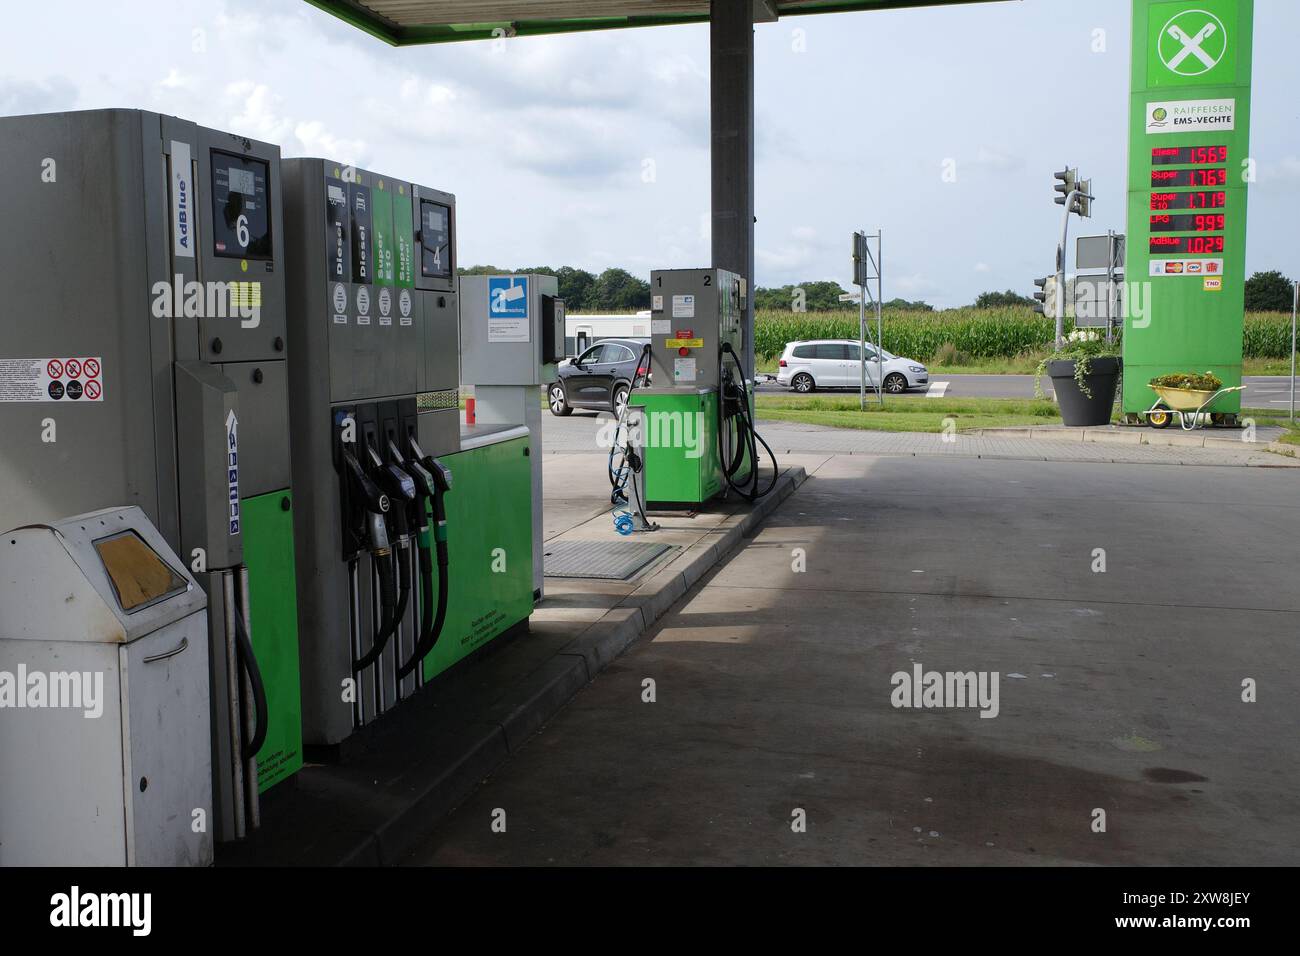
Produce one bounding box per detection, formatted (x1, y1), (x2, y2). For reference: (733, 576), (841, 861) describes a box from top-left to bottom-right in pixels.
(228, 465), (808, 866)
(973, 425), (1274, 451)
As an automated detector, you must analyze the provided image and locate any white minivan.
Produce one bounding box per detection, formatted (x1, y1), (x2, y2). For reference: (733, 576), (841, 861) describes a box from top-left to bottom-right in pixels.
(776, 340), (929, 394)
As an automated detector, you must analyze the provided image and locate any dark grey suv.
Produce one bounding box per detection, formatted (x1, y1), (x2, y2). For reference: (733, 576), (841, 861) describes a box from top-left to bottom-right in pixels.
(549, 338), (650, 415)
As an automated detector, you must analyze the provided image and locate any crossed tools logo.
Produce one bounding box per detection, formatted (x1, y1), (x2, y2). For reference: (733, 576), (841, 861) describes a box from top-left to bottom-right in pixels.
(1157, 9), (1228, 77)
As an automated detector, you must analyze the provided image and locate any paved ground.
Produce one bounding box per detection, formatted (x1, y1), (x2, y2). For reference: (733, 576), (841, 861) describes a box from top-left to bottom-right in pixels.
(543, 409), (1297, 467)
(409, 452), (1300, 866)
(756, 374), (1299, 401)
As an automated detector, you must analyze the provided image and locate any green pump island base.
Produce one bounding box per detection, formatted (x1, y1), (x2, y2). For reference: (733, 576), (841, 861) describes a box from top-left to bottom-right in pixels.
(636, 388), (753, 510)
(1122, 0), (1254, 420)
(423, 432), (535, 682)
(240, 491), (305, 792)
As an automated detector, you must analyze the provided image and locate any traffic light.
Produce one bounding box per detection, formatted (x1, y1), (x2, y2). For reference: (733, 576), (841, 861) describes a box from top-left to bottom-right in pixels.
(1053, 167), (1077, 207)
(1072, 178), (1092, 218)
(1031, 275), (1057, 315)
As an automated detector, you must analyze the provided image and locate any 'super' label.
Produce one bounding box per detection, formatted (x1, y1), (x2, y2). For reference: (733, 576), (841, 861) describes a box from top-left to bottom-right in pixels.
(0, 357), (104, 402)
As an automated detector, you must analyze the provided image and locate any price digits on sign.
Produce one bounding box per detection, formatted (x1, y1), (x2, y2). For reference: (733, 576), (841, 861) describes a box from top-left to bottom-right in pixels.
(1150, 167), (1228, 187)
(1150, 191), (1226, 210)
(1147, 144), (1229, 256)
(1149, 235), (1225, 255)
(1150, 145), (1228, 165)
(1149, 213), (1226, 232)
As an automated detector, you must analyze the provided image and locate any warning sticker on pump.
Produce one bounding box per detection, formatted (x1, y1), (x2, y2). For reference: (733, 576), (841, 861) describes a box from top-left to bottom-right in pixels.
(0, 357), (104, 402)
(673, 357), (697, 383)
(665, 338), (704, 349)
(672, 295), (695, 319)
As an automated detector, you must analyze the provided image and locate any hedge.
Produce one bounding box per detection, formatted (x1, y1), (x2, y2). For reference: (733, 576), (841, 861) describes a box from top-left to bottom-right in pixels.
(754, 308), (1296, 360)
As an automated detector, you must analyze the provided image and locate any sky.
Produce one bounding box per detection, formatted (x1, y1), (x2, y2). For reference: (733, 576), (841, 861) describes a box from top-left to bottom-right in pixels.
(1, 0), (1296, 308)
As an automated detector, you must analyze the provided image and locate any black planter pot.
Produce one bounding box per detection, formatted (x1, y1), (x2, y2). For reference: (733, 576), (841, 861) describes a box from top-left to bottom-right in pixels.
(1047, 356), (1121, 427)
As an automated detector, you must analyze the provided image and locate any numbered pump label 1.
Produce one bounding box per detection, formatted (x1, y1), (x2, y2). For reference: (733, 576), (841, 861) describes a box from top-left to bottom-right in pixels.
(0, 357), (105, 403)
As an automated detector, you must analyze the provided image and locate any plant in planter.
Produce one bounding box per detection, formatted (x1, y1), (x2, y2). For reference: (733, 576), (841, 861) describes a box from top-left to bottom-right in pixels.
(1149, 371), (1223, 393)
(1145, 371), (1227, 428)
(1034, 337), (1122, 426)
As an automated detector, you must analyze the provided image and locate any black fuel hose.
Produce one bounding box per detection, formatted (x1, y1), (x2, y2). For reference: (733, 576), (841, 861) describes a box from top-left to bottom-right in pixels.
(233, 608), (268, 762)
(603, 348), (655, 535)
(398, 484), (450, 679)
(718, 344), (779, 501)
(352, 549), (399, 672)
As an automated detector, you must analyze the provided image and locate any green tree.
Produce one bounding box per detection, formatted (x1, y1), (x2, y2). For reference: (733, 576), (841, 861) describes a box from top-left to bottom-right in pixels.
(975, 289), (1035, 308)
(883, 297), (933, 312)
(753, 280), (852, 312)
(554, 266), (597, 312)
(1244, 270), (1294, 312)
(591, 268), (650, 311)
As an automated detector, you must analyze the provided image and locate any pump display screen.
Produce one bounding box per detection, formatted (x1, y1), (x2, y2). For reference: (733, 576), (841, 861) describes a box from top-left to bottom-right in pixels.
(1150, 145), (1228, 165)
(1150, 190), (1226, 210)
(1149, 213), (1226, 232)
(1150, 167), (1228, 187)
(1149, 235), (1225, 255)
(420, 200), (451, 279)
(211, 151), (272, 259)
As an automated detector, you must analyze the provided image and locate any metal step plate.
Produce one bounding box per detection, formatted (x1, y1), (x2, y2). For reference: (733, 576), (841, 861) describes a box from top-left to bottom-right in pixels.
(543, 539), (676, 581)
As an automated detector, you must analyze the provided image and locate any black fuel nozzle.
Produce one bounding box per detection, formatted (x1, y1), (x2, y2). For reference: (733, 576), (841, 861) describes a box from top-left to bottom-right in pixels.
(366, 444), (417, 543)
(409, 437), (453, 495)
(343, 448), (392, 553)
(391, 438), (435, 530)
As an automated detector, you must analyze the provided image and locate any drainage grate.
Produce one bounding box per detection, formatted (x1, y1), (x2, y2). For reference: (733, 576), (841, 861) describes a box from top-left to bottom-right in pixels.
(543, 539), (676, 581)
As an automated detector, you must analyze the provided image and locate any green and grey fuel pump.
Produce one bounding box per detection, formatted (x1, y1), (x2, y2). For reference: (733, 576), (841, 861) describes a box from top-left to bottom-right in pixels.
(0, 109), (303, 848)
(282, 164), (537, 750)
(637, 268), (777, 508)
(459, 274), (566, 598)
(282, 160), (461, 745)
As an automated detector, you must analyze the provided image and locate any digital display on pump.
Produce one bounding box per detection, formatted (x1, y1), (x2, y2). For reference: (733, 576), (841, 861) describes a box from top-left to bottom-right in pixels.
(211, 151), (272, 259)
(420, 200), (451, 279)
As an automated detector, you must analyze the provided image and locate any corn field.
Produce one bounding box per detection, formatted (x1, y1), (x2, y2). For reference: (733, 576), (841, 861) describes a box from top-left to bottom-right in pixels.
(754, 308), (1297, 360)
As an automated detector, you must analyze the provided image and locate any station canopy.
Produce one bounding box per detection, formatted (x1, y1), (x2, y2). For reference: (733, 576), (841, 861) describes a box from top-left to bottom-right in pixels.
(307, 0), (1000, 45)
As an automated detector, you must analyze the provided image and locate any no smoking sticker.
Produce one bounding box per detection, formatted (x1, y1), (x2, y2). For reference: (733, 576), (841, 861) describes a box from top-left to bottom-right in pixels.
(0, 356), (104, 403)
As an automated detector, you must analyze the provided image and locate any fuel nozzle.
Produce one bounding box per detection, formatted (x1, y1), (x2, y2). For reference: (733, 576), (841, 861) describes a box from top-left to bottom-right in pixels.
(391, 438), (435, 531)
(366, 444), (417, 542)
(342, 449), (392, 553)
(408, 437), (452, 495)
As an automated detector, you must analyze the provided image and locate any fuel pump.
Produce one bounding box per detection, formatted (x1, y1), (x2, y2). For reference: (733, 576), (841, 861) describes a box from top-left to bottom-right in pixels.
(637, 268), (779, 509)
(283, 159), (467, 747)
(0, 109), (304, 851)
